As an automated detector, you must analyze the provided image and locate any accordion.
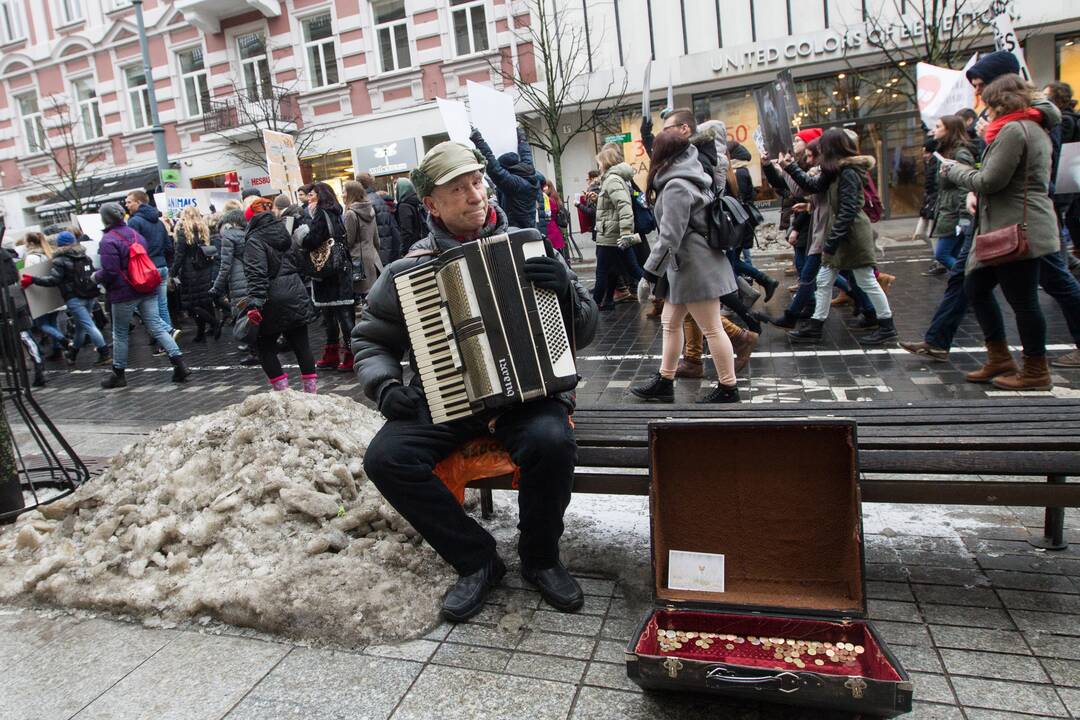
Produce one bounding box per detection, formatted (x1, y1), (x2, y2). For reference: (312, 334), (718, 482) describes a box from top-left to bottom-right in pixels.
(394, 229), (577, 423)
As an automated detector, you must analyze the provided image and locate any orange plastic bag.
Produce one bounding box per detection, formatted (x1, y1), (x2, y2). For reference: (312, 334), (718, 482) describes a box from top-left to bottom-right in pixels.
(434, 437), (519, 504)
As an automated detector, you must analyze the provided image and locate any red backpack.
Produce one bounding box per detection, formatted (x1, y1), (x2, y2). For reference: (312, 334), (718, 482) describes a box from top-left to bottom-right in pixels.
(863, 175), (884, 223)
(118, 228), (161, 293)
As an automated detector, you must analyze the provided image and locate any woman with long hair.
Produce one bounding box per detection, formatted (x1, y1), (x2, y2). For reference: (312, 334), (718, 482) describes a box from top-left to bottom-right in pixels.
(780, 128), (897, 345)
(929, 115), (976, 271)
(343, 180), (382, 304)
(21, 232), (70, 358)
(592, 147), (644, 310)
(941, 74), (1062, 390)
(170, 205), (220, 342)
(630, 132), (739, 403)
(542, 179), (567, 259)
(300, 182), (356, 372)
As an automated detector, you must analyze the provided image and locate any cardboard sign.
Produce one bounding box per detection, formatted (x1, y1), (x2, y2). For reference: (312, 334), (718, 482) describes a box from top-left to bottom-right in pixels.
(436, 97), (473, 147)
(992, 14), (1031, 83)
(467, 81), (517, 158)
(263, 129), (304, 199)
(22, 261), (66, 318)
(916, 58), (977, 129)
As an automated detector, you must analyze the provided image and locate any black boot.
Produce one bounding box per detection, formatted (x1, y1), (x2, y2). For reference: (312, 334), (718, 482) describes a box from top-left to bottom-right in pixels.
(63, 341), (79, 366)
(698, 383), (740, 404)
(760, 275), (780, 302)
(441, 555), (506, 622)
(787, 318), (824, 343)
(753, 309), (797, 329)
(170, 355), (192, 383)
(101, 366), (126, 389)
(630, 373), (674, 402)
(32, 363), (46, 388)
(847, 312), (879, 332)
(522, 562), (584, 612)
(859, 317), (898, 346)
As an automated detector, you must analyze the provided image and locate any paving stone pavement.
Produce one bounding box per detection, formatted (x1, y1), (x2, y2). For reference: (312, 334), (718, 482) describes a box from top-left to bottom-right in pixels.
(6, 246), (1080, 718)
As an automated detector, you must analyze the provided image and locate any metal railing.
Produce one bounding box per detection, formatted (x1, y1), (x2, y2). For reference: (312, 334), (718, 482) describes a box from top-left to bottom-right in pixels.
(203, 85), (302, 134)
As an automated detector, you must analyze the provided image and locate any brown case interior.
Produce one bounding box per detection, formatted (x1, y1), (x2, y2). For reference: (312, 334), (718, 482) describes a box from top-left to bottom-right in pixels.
(649, 420), (865, 615)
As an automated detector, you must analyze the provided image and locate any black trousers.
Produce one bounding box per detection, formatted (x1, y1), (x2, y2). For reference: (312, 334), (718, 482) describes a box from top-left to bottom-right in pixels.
(363, 397), (576, 575)
(965, 258), (1046, 357)
(256, 324), (315, 379)
(322, 305), (355, 346)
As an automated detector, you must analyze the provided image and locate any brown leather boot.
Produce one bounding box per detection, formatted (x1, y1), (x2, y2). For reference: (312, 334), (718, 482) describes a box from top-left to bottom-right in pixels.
(675, 357), (704, 378)
(991, 355), (1053, 391)
(965, 340), (1018, 383)
(646, 298), (664, 319)
(732, 329), (759, 373)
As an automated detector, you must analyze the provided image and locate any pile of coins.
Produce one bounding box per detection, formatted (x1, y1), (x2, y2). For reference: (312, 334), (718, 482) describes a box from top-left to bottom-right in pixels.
(656, 628), (866, 670)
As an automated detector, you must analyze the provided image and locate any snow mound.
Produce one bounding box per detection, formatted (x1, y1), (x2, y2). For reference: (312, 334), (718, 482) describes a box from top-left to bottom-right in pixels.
(0, 392), (455, 644)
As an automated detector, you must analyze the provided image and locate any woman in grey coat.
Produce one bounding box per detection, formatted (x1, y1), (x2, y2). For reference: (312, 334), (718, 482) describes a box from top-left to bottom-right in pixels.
(941, 74), (1061, 391)
(631, 134), (739, 404)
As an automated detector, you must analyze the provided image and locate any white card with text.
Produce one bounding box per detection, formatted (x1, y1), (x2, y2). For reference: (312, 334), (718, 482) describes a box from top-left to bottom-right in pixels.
(668, 550), (725, 593)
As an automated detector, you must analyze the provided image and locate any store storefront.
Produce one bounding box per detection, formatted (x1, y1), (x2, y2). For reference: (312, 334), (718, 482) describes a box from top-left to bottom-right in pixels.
(1059, 34), (1080, 90)
(353, 139), (421, 198)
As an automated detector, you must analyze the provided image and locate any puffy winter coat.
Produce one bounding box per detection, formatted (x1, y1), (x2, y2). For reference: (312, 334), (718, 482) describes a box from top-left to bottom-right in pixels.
(170, 227), (215, 310)
(784, 156), (877, 270)
(243, 211), (316, 336)
(126, 203), (173, 267)
(27, 244), (98, 300)
(644, 145), (737, 304)
(369, 190), (397, 265)
(212, 211), (250, 317)
(351, 205), (598, 414)
(932, 145), (976, 236)
(472, 127), (540, 231)
(395, 188), (425, 254)
(344, 199), (383, 295)
(595, 163), (636, 246)
(299, 208), (354, 306)
(94, 222), (157, 304)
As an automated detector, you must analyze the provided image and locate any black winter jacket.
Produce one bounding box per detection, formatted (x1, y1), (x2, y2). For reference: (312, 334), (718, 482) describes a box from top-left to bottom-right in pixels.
(919, 155), (939, 221)
(28, 245), (98, 300)
(300, 208), (354, 306)
(350, 205), (598, 415)
(243, 211), (316, 336)
(471, 127), (540, 231)
(212, 212), (250, 315)
(395, 190), (425, 253)
(127, 204), (173, 267)
(370, 190), (398, 265)
(170, 228), (215, 310)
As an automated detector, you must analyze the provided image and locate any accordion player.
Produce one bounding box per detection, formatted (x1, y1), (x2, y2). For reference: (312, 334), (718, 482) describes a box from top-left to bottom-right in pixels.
(394, 228), (578, 424)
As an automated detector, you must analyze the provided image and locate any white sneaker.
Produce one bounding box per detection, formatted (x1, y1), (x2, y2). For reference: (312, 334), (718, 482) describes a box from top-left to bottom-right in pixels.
(171, 328), (182, 341)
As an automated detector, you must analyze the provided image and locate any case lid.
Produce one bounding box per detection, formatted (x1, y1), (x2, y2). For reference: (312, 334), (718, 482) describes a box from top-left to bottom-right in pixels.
(648, 418), (866, 617)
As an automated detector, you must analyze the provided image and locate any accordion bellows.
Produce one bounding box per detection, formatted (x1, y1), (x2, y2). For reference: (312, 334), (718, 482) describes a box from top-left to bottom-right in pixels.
(395, 229), (577, 423)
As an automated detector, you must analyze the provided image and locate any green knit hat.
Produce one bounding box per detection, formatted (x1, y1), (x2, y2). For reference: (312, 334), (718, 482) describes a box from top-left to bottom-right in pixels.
(410, 141), (485, 198)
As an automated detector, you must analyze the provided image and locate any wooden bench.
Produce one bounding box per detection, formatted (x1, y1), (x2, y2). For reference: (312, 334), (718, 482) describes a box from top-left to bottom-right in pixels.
(472, 398), (1080, 550)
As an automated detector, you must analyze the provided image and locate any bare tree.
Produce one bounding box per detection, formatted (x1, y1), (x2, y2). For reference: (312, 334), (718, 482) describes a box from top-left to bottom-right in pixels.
(489, 0), (629, 193)
(840, 0), (1004, 110)
(25, 96), (107, 218)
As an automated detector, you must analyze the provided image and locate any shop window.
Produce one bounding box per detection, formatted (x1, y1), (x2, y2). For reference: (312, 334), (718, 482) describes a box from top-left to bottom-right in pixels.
(303, 13), (340, 88)
(124, 64), (152, 130)
(451, 0), (489, 57)
(16, 92), (44, 153)
(72, 77), (103, 140)
(1058, 36), (1080, 96)
(374, 0), (412, 73)
(179, 47), (211, 118)
(0, 0), (25, 43)
(238, 32), (272, 101)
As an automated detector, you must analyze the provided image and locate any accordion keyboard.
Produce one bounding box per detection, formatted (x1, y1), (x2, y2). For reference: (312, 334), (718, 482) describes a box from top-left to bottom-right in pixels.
(396, 268), (473, 422)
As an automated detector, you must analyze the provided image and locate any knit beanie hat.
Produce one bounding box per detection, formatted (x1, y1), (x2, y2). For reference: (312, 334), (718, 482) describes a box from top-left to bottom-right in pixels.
(796, 128), (824, 144)
(99, 202), (126, 229)
(56, 231), (77, 246)
(966, 51), (1021, 85)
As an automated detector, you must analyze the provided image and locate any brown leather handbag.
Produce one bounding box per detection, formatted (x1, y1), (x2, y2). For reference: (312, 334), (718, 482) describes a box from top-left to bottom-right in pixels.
(974, 123), (1031, 267)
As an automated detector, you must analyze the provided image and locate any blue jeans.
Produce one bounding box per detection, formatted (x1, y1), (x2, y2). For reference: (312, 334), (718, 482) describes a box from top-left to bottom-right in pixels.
(111, 295), (180, 369)
(34, 312), (66, 345)
(924, 228), (974, 350)
(67, 297), (106, 350)
(156, 266), (173, 333)
(789, 253), (822, 317)
(1038, 248), (1080, 346)
(934, 232), (964, 269)
(794, 245), (808, 275)
(592, 245), (643, 306)
(727, 249), (769, 285)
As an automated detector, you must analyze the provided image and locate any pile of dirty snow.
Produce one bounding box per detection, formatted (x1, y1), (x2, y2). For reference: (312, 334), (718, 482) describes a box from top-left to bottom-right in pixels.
(0, 392), (455, 644)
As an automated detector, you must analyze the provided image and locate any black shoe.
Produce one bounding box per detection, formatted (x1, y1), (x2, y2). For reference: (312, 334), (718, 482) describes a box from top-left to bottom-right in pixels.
(64, 342), (79, 366)
(32, 366), (46, 387)
(522, 562), (584, 612)
(760, 310), (797, 329)
(698, 383), (739, 403)
(787, 319), (824, 343)
(240, 354), (260, 366)
(847, 314), (879, 332)
(760, 275), (780, 303)
(630, 373), (674, 402)
(170, 355), (192, 383)
(441, 555), (506, 622)
(212, 323), (222, 340)
(94, 347), (112, 366)
(858, 317), (899, 346)
(101, 366), (126, 389)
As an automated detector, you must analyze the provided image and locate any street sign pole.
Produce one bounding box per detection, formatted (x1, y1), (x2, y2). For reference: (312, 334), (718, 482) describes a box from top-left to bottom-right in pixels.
(131, 0), (171, 190)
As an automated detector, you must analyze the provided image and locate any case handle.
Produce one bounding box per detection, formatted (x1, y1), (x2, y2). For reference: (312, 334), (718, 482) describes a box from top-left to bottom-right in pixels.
(706, 667), (821, 694)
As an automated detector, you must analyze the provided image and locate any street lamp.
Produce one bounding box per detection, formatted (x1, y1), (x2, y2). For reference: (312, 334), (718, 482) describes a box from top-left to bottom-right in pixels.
(131, 0), (170, 189)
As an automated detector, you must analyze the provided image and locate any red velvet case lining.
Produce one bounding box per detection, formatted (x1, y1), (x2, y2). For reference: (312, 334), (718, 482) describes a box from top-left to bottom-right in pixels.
(634, 608), (902, 682)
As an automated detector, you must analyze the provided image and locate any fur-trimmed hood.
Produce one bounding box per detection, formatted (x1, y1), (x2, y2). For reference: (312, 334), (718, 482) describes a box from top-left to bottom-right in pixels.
(53, 244), (86, 258)
(838, 155), (876, 172)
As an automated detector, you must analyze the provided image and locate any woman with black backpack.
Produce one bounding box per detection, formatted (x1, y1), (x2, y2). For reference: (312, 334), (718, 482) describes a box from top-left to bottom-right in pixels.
(20, 230), (109, 366)
(171, 206), (220, 343)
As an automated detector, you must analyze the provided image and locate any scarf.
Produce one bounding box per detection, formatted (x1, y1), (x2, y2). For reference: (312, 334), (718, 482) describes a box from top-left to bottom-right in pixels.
(984, 108), (1043, 144)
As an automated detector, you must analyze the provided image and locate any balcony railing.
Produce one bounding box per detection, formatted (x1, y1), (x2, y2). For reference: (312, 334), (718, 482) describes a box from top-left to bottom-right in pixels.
(203, 86), (302, 135)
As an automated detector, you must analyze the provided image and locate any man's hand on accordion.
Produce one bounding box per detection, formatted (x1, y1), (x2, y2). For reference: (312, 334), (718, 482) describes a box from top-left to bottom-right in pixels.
(379, 383), (426, 421)
(523, 256), (570, 296)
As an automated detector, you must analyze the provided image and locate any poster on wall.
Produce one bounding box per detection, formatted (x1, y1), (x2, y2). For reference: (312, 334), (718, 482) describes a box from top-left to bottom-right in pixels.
(22, 261), (66, 318)
(752, 83), (794, 158)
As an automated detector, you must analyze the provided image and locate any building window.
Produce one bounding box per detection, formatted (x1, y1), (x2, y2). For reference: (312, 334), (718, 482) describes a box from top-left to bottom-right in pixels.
(57, 0), (84, 24)
(1058, 35), (1080, 96)
(238, 31), (272, 101)
(303, 13), (339, 88)
(451, 0), (489, 57)
(72, 77), (102, 140)
(178, 47), (211, 118)
(16, 93), (44, 153)
(0, 0), (26, 43)
(373, 0), (411, 73)
(124, 64), (152, 130)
